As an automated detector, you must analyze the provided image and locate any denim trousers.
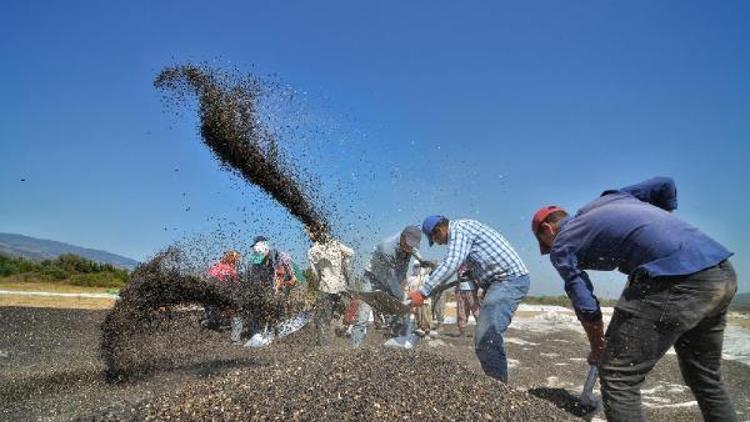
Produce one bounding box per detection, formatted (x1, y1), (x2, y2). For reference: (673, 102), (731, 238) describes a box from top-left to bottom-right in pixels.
(474, 274), (530, 382)
(600, 260), (738, 422)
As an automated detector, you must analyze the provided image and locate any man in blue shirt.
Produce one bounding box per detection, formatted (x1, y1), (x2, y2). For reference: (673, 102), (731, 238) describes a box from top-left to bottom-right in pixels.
(532, 177), (737, 421)
(409, 216), (529, 382)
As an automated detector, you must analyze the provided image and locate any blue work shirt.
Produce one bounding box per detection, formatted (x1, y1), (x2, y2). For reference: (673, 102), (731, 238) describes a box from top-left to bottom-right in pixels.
(550, 177), (733, 322)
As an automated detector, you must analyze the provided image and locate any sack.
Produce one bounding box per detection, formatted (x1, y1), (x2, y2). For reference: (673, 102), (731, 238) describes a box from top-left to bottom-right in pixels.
(276, 312), (311, 338)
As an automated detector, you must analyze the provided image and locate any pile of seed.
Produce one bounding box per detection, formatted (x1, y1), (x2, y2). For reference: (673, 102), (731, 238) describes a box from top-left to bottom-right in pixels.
(89, 344), (575, 421)
(100, 249), (306, 381)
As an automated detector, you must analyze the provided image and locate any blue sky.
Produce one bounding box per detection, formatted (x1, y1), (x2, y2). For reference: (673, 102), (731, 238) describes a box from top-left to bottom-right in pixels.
(1, 1), (748, 297)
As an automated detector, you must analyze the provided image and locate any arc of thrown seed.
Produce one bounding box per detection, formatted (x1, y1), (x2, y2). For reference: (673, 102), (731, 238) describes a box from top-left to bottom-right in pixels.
(154, 65), (330, 242)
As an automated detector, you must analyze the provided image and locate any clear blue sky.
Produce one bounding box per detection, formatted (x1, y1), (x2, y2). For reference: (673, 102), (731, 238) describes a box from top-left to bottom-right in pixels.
(1, 1), (748, 297)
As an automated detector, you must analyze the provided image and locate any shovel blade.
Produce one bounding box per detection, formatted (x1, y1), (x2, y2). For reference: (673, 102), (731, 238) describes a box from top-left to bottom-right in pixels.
(348, 290), (410, 315)
(579, 365), (602, 414)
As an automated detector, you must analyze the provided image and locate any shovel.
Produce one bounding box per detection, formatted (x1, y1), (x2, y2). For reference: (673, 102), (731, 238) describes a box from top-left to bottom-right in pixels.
(579, 365), (602, 414)
(345, 289), (411, 315)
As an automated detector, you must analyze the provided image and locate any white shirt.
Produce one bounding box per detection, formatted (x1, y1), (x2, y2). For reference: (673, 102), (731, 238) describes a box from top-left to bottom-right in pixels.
(307, 239), (355, 294)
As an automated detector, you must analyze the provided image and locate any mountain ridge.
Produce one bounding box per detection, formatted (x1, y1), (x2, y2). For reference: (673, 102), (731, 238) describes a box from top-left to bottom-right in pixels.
(0, 232), (138, 270)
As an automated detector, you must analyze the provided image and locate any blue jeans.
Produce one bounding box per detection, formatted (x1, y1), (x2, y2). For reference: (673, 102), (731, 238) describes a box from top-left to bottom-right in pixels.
(474, 274), (530, 383)
(314, 293), (345, 346)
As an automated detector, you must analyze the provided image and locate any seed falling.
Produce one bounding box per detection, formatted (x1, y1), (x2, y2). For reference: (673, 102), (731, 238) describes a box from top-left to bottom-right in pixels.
(154, 64), (330, 242)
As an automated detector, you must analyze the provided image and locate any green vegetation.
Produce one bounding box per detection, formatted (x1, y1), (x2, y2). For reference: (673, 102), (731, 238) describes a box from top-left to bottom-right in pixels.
(522, 295), (617, 308)
(0, 253), (130, 288)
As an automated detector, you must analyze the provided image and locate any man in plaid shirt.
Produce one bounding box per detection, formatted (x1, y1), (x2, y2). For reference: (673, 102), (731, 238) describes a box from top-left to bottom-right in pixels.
(408, 216), (530, 382)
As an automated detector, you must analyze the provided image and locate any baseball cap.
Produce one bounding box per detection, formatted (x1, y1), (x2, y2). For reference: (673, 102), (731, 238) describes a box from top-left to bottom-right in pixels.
(421, 215), (446, 246)
(251, 235), (268, 246)
(531, 206), (564, 255)
(401, 226), (422, 249)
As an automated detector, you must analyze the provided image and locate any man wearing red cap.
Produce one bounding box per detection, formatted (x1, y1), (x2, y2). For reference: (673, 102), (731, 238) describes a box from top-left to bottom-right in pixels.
(532, 177), (736, 421)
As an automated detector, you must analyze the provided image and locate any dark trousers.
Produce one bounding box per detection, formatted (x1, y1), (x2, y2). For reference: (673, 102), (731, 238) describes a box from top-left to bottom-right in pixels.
(314, 293), (345, 346)
(202, 305), (228, 329)
(600, 260), (738, 422)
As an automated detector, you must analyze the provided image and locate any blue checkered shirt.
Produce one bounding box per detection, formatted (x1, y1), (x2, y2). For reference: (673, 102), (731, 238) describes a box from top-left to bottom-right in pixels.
(420, 219), (528, 296)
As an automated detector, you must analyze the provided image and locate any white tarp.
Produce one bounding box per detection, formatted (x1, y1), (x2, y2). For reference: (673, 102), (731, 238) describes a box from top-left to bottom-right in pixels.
(244, 312), (311, 348)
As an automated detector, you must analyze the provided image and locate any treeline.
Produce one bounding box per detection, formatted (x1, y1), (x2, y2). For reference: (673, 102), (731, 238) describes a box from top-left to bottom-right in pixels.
(0, 253), (130, 288)
(523, 295), (617, 308)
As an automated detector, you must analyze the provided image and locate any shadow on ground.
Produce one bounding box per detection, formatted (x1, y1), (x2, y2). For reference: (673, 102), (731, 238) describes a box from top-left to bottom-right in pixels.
(529, 387), (600, 420)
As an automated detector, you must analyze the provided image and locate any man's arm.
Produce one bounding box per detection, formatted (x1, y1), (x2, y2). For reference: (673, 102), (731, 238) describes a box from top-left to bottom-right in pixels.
(411, 248), (426, 264)
(551, 245), (606, 364)
(620, 176), (678, 212)
(335, 242), (355, 285)
(339, 242), (355, 258)
(550, 246), (602, 322)
(419, 228), (471, 296)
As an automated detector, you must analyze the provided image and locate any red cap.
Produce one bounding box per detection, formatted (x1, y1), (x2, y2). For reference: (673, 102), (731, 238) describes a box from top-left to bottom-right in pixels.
(532, 205), (565, 255)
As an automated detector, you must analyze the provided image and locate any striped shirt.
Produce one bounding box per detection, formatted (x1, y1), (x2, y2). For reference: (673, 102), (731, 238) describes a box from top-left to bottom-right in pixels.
(420, 219), (528, 296)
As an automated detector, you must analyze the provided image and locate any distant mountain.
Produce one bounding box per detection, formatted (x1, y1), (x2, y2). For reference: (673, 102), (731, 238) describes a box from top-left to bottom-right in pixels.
(732, 292), (750, 311)
(0, 233), (139, 270)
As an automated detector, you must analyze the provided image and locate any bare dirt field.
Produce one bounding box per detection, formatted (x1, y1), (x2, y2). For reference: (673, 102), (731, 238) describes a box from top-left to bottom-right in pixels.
(0, 283), (116, 310)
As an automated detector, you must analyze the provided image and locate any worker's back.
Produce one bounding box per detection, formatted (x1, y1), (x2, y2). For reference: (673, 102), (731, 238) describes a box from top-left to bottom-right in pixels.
(554, 192), (732, 277)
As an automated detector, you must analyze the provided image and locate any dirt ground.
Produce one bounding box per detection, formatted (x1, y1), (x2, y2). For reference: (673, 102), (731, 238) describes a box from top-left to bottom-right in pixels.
(0, 296), (114, 309)
(0, 306), (748, 421)
(0, 283), (116, 309)
(0, 282), (117, 294)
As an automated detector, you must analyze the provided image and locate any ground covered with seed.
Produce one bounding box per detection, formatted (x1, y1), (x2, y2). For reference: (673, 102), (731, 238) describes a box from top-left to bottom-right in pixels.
(91, 348), (575, 421)
(100, 249), (308, 381)
(3, 306), (749, 421)
(1, 307), (576, 421)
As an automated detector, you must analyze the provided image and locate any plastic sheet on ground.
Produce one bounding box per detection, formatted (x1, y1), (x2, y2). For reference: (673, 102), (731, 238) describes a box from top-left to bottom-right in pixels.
(384, 334), (421, 349)
(245, 312), (310, 348)
(277, 312), (311, 338)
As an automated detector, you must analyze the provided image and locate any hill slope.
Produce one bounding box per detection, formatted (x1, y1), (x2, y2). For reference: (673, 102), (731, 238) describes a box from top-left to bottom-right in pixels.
(0, 233), (138, 270)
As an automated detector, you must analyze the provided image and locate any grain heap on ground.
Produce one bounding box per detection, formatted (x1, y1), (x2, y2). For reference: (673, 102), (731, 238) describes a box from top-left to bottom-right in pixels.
(91, 340), (575, 421)
(100, 250), (305, 381)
